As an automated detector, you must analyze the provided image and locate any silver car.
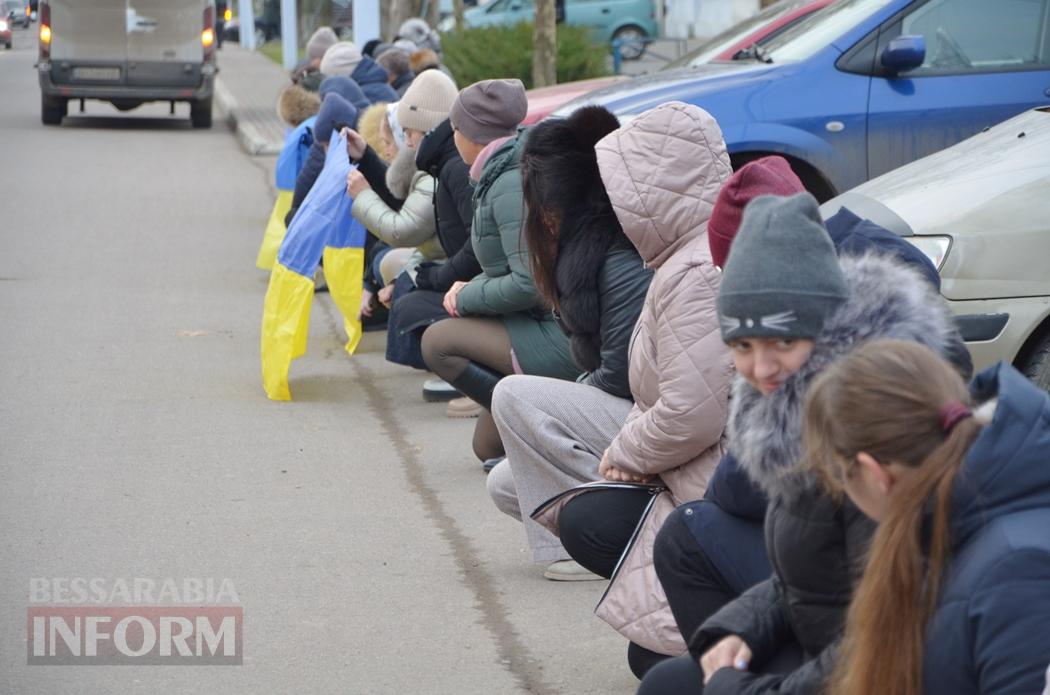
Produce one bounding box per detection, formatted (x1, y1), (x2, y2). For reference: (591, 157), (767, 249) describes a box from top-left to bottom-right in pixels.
(823, 108), (1050, 389)
(36, 0), (217, 127)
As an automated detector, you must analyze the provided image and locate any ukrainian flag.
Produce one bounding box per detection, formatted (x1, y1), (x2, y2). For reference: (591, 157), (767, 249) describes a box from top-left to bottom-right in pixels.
(256, 117), (316, 270)
(260, 131), (366, 401)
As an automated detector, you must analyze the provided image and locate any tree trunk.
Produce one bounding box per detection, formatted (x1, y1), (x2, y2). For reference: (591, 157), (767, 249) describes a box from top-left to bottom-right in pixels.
(453, 0), (464, 31)
(424, 0), (439, 30)
(387, 0), (417, 40)
(532, 0), (556, 88)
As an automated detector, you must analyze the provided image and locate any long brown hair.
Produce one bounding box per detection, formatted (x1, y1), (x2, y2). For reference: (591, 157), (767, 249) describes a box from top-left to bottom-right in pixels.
(803, 339), (983, 695)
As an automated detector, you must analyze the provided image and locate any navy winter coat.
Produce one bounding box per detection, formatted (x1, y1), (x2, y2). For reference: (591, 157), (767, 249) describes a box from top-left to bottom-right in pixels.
(351, 56), (399, 104)
(923, 361), (1050, 694)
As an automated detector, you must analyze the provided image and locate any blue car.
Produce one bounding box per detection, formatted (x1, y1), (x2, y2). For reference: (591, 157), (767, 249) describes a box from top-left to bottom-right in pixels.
(559, 0), (1050, 199)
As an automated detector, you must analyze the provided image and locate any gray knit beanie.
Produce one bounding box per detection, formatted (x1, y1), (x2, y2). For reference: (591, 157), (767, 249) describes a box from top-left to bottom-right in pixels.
(449, 79), (527, 145)
(320, 42), (363, 77)
(306, 27), (338, 61)
(717, 193), (848, 343)
(397, 69), (458, 133)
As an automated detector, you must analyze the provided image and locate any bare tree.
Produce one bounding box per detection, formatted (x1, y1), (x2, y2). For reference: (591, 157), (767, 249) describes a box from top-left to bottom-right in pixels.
(424, 0), (439, 30)
(532, 0), (557, 88)
(453, 0), (465, 31)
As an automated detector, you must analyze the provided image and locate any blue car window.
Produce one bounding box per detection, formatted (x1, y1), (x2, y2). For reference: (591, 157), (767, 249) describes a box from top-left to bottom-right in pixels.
(900, 0), (1049, 73)
(765, 0), (894, 62)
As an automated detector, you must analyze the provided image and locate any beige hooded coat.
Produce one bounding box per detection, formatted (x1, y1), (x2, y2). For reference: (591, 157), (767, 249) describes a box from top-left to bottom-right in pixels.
(534, 102), (735, 655)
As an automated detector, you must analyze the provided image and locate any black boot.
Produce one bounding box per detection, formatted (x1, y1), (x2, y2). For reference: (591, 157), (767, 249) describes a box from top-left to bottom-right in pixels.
(446, 361), (503, 410)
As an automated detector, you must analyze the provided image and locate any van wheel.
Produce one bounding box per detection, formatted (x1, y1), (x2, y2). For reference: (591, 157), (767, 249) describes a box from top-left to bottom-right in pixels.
(191, 97), (213, 129)
(41, 95), (67, 125)
(1021, 332), (1050, 392)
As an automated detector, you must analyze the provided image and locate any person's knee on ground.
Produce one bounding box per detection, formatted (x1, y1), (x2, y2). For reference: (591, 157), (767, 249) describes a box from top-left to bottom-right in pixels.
(486, 458), (521, 521)
(628, 642), (671, 681)
(636, 653), (704, 695)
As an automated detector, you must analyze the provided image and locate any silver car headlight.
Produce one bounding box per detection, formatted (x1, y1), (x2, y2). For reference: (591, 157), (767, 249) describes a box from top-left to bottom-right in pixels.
(906, 235), (951, 271)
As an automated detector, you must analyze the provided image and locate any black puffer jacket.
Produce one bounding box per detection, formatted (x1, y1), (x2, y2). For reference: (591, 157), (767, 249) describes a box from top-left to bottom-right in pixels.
(694, 251), (963, 695)
(413, 119), (480, 292)
(556, 245), (651, 399)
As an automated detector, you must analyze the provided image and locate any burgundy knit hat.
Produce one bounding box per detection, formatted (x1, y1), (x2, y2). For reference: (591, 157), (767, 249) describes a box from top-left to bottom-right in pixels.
(708, 156), (805, 268)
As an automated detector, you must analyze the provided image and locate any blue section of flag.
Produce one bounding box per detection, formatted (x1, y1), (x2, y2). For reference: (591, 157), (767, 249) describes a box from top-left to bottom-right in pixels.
(275, 116), (316, 191)
(277, 131), (357, 276)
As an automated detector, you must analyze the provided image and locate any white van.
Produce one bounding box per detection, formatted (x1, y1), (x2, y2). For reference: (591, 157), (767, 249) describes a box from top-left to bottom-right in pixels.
(36, 0), (217, 127)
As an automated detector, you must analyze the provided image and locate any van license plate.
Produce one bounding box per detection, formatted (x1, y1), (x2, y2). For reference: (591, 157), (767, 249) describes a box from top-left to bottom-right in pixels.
(73, 67), (121, 81)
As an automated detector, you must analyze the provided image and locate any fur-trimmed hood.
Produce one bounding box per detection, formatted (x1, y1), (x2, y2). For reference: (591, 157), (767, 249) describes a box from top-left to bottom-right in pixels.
(729, 251), (960, 500)
(277, 85), (321, 127)
(385, 144), (420, 200)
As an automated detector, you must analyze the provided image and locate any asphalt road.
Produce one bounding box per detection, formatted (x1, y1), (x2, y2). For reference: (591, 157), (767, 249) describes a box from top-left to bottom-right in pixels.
(0, 27), (633, 694)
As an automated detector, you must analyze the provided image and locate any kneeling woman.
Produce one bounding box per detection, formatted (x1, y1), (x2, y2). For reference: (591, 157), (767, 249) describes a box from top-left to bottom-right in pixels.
(638, 193), (963, 694)
(804, 339), (1050, 695)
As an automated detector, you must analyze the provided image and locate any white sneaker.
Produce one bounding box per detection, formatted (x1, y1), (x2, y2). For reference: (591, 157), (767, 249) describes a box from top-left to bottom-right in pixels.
(543, 560), (603, 582)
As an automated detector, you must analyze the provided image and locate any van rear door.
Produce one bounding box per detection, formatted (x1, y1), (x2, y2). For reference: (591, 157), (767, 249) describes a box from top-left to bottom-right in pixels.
(126, 0), (205, 87)
(48, 0), (127, 81)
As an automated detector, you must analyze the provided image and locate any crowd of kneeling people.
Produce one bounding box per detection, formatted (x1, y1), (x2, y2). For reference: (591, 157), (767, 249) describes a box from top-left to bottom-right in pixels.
(278, 26), (1050, 693)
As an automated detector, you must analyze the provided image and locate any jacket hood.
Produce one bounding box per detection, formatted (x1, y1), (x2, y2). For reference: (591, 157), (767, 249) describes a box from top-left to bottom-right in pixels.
(729, 252), (960, 500)
(319, 76), (370, 118)
(951, 362), (1050, 546)
(415, 118), (459, 177)
(474, 130), (526, 193)
(386, 144), (420, 200)
(352, 56), (390, 87)
(825, 207), (940, 290)
(277, 85), (321, 127)
(595, 102), (732, 268)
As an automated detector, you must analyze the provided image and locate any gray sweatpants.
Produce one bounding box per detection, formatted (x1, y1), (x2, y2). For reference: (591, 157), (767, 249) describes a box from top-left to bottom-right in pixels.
(489, 374), (633, 563)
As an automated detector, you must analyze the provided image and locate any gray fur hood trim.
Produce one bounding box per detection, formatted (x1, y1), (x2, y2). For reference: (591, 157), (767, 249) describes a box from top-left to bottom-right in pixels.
(728, 251), (958, 500)
(385, 145), (419, 200)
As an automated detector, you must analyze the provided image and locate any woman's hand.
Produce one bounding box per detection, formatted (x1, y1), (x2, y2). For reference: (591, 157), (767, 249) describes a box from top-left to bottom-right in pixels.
(359, 289), (374, 319)
(700, 635), (752, 684)
(443, 281), (468, 317)
(346, 169), (371, 198)
(342, 128), (366, 161)
(598, 449), (652, 483)
(378, 284), (394, 307)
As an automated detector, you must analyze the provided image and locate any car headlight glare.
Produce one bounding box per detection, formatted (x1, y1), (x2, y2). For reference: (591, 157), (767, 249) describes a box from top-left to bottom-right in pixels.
(907, 235), (951, 271)
(0, 20), (8, 31)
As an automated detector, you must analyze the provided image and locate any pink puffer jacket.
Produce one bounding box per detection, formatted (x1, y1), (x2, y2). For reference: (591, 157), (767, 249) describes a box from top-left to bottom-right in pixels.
(535, 102), (734, 655)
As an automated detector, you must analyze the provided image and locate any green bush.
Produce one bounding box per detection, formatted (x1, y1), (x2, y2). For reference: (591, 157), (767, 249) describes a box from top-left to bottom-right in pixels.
(443, 22), (610, 89)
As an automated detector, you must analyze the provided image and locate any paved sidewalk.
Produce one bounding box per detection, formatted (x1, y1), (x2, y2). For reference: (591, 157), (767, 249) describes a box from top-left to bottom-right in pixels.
(215, 43), (289, 156)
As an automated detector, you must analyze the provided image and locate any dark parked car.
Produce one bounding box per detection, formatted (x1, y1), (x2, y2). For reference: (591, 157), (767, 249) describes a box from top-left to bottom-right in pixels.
(3, 0), (30, 28)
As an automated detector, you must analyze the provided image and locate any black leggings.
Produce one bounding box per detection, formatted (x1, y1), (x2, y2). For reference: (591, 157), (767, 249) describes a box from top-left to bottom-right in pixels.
(558, 488), (671, 679)
(421, 317), (514, 461)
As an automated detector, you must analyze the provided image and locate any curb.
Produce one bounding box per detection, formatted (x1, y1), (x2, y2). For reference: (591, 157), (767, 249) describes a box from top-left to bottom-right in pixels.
(214, 76), (282, 157)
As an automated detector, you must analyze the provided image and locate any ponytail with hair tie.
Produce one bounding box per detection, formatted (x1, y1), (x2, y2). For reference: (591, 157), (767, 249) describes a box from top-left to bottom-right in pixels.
(939, 402), (972, 433)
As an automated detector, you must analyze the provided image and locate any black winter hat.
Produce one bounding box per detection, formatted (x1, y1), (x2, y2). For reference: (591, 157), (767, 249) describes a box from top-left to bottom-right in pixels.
(717, 193), (848, 342)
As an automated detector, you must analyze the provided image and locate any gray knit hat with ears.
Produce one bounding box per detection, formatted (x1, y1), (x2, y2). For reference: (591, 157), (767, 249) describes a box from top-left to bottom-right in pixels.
(716, 192), (848, 343)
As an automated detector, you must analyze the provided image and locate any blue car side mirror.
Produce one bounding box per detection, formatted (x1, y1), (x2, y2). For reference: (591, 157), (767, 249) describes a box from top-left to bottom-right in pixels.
(881, 35), (926, 74)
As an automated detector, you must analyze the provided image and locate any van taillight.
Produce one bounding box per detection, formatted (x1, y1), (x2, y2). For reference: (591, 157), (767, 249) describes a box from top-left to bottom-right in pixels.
(202, 5), (215, 60)
(38, 1), (50, 60)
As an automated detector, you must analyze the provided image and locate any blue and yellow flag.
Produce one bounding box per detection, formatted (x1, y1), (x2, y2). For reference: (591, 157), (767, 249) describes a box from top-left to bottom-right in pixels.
(260, 131), (366, 401)
(256, 117), (315, 270)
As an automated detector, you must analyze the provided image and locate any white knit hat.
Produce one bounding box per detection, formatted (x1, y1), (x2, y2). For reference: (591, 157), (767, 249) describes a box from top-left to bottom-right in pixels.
(396, 70), (458, 133)
(320, 42), (363, 77)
